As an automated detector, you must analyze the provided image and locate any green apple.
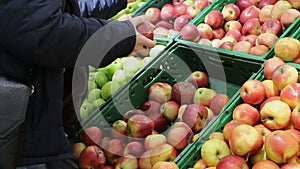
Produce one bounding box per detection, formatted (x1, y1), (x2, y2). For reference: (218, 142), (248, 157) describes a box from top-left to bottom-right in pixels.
(88, 80), (98, 93)
(112, 69), (128, 86)
(92, 98), (106, 109)
(87, 88), (102, 103)
(104, 58), (123, 80)
(101, 81), (121, 100)
(88, 65), (96, 72)
(137, 1), (145, 8)
(94, 71), (109, 88)
(122, 56), (141, 73)
(80, 102), (93, 120)
(125, 2), (139, 14)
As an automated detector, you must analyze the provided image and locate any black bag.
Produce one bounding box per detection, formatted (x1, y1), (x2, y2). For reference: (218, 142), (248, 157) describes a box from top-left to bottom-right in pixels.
(0, 74), (32, 169)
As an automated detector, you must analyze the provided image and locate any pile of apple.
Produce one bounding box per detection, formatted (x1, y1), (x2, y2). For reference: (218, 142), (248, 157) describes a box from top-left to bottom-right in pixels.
(189, 57), (300, 169)
(110, 0), (149, 20)
(80, 44), (167, 120)
(72, 70), (233, 169)
(143, 0), (214, 39)
(180, 0), (300, 56)
(274, 36), (300, 64)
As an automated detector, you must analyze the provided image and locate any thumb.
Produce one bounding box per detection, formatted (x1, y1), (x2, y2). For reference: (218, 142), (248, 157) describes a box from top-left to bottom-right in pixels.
(130, 15), (147, 27)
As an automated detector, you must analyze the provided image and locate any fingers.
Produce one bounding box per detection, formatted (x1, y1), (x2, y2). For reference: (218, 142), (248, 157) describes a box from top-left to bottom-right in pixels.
(130, 15), (147, 27)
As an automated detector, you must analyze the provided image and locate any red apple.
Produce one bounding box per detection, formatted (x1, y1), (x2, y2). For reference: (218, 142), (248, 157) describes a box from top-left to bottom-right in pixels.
(219, 41), (235, 50)
(173, 3), (188, 17)
(153, 27), (169, 37)
(127, 114), (154, 138)
(252, 160), (280, 169)
(242, 18), (261, 35)
(249, 45), (269, 56)
(223, 120), (246, 142)
(145, 7), (161, 24)
(137, 20), (154, 40)
(188, 70), (209, 88)
(155, 20), (173, 30)
(115, 154), (139, 169)
(262, 79), (279, 98)
(258, 0), (277, 9)
(152, 161), (179, 169)
(185, 5), (201, 19)
(263, 57), (285, 80)
(160, 100), (180, 122)
(212, 27), (226, 39)
(256, 32), (278, 49)
(280, 83), (300, 109)
(105, 138), (125, 165)
(181, 23), (200, 42)
(171, 81), (197, 105)
(142, 100), (161, 115)
(225, 29), (242, 41)
(139, 150), (152, 169)
(259, 5), (274, 23)
(193, 87), (217, 106)
(240, 80), (265, 105)
(174, 14), (191, 31)
(193, 159), (207, 169)
(222, 3), (241, 21)
(209, 94), (230, 115)
(150, 143), (178, 166)
(216, 155), (249, 169)
(149, 82), (172, 104)
(123, 141), (144, 157)
(167, 122), (194, 150)
(274, 37), (300, 62)
(198, 38), (212, 46)
(173, 0), (184, 6)
(281, 162), (300, 169)
(147, 112), (167, 133)
(233, 103), (260, 125)
(123, 109), (145, 122)
(182, 103), (208, 131)
(79, 145), (106, 169)
(80, 126), (102, 146)
(281, 9), (300, 28)
(261, 19), (282, 36)
(160, 4), (175, 21)
(241, 34), (258, 46)
(286, 129), (300, 152)
(232, 40), (252, 53)
(111, 119), (127, 139)
(195, 0), (211, 10)
(71, 142), (86, 161)
(272, 63), (299, 91)
(259, 96), (281, 110)
(197, 23), (214, 40)
(271, 0), (292, 20)
(211, 39), (221, 47)
(224, 20), (242, 32)
(144, 134), (167, 150)
(292, 104), (300, 130)
(287, 0), (300, 10)
(204, 10), (224, 28)
(239, 5), (260, 24)
(236, 0), (259, 11)
(254, 124), (272, 139)
(260, 100), (292, 130)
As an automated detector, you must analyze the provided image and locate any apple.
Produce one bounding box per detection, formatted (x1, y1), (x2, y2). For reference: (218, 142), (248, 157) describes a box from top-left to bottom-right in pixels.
(173, 0), (184, 5)
(225, 29), (242, 41)
(223, 120), (246, 141)
(139, 150), (152, 169)
(281, 9), (300, 28)
(167, 122), (194, 150)
(224, 20), (242, 32)
(286, 129), (300, 153)
(144, 134), (167, 150)
(198, 38), (212, 46)
(239, 5), (260, 24)
(123, 109), (145, 122)
(205, 107), (215, 125)
(249, 145), (268, 166)
(212, 27), (226, 39)
(209, 94), (230, 115)
(229, 124), (264, 156)
(201, 139), (231, 167)
(168, 29), (180, 38)
(185, 5), (201, 19)
(111, 119), (127, 139)
(188, 71), (209, 88)
(174, 15), (191, 31)
(287, 0), (300, 10)
(150, 143), (178, 166)
(292, 104), (300, 130)
(220, 36), (237, 45)
(259, 5), (274, 23)
(208, 132), (225, 141)
(160, 4), (175, 21)
(182, 103), (208, 131)
(127, 114), (154, 138)
(172, 81), (197, 105)
(259, 96), (281, 110)
(193, 159), (207, 169)
(160, 100), (180, 122)
(105, 138), (125, 165)
(272, 63), (299, 91)
(280, 83), (300, 109)
(80, 126), (102, 146)
(233, 40), (252, 53)
(263, 57), (285, 80)
(249, 45), (269, 56)
(174, 3), (188, 17)
(258, 0), (277, 9)
(181, 23), (200, 42)
(241, 34), (258, 46)
(149, 82), (172, 104)
(260, 100), (292, 130)
(79, 145), (106, 169)
(123, 141), (144, 157)
(204, 10), (224, 28)
(100, 81), (120, 100)
(222, 3), (240, 21)
(139, 22), (156, 40)
(197, 23), (214, 40)
(115, 154), (139, 169)
(153, 27), (169, 37)
(145, 7), (161, 24)
(71, 142), (86, 161)
(193, 87), (217, 106)
(261, 19), (282, 36)
(216, 155), (249, 169)
(256, 32), (278, 49)
(236, 0), (259, 11)
(211, 39), (221, 47)
(196, 0), (211, 10)
(147, 112), (168, 133)
(87, 88), (102, 103)
(152, 161), (179, 169)
(265, 130), (299, 164)
(271, 0), (292, 20)
(142, 100), (161, 115)
(219, 41), (235, 50)
(274, 37), (300, 62)
(252, 160), (280, 169)
(262, 79), (279, 98)
(155, 20), (173, 30)
(240, 80), (265, 105)
(233, 103), (260, 125)
(94, 70), (109, 88)
(103, 166), (114, 169)
(242, 18), (261, 36)
(254, 124), (272, 139)
(281, 162), (300, 169)
(99, 136), (111, 150)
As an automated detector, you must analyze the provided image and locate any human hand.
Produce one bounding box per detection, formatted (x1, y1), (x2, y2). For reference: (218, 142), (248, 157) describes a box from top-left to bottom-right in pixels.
(128, 15), (156, 56)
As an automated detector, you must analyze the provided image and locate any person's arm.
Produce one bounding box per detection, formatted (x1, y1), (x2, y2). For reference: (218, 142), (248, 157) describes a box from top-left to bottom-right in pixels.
(0, 0), (153, 68)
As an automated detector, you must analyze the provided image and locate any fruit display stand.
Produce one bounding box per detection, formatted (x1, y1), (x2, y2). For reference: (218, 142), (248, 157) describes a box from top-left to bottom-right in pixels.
(174, 0), (300, 61)
(110, 0), (149, 20)
(175, 62), (300, 168)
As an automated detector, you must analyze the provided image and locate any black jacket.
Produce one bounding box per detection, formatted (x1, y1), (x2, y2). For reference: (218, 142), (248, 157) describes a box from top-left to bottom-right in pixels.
(0, 0), (135, 166)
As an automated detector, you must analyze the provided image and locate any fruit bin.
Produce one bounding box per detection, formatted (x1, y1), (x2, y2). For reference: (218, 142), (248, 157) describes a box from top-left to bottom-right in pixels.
(174, 0), (300, 61)
(175, 63), (300, 168)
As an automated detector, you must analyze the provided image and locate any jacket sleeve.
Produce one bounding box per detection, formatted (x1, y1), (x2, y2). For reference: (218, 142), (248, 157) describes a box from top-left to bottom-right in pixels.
(0, 0), (136, 68)
(77, 0), (127, 19)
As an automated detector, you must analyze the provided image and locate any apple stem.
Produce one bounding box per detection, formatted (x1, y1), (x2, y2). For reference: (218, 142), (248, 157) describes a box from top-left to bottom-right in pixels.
(245, 152), (250, 162)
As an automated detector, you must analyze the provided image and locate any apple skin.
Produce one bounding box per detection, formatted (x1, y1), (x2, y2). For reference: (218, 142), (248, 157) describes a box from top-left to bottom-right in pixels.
(249, 45), (269, 56)
(263, 57), (285, 80)
(239, 5), (260, 24)
(198, 38), (212, 46)
(271, 0), (292, 20)
(212, 27), (226, 39)
(177, 104), (188, 122)
(281, 9), (300, 28)
(224, 20), (242, 32)
(223, 120), (246, 141)
(259, 96), (281, 110)
(80, 126), (102, 146)
(149, 82), (172, 104)
(251, 160), (280, 169)
(139, 150), (152, 169)
(123, 141), (144, 157)
(219, 41), (235, 50)
(111, 119), (127, 140)
(222, 3), (240, 21)
(71, 142), (86, 161)
(173, 0), (184, 5)
(274, 37), (300, 62)
(208, 132), (225, 141)
(188, 71), (209, 88)
(152, 161), (179, 169)
(272, 63), (299, 91)
(104, 138), (125, 165)
(167, 122), (194, 150)
(225, 29), (242, 41)
(160, 4), (175, 21)
(259, 5), (274, 23)
(240, 80), (266, 105)
(195, 0), (211, 11)
(174, 14), (191, 31)
(233, 103), (260, 125)
(262, 79), (279, 98)
(292, 104), (300, 130)
(233, 40), (252, 53)
(256, 32), (278, 49)
(103, 166), (114, 169)
(181, 24), (200, 42)
(241, 34), (258, 46)
(197, 23), (214, 40)
(258, 0), (277, 9)
(281, 162), (300, 169)
(193, 159), (207, 169)
(155, 20), (173, 30)
(115, 154), (139, 169)
(123, 109), (145, 122)
(127, 114), (154, 138)
(171, 81), (197, 105)
(145, 7), (161, 24)
(261, 19), (282, 36)
(286, 129), (300, 156)
(182, 103), (208, 131)
(287, 0), (300, 10)
(153, 27), (169, 37)
(236, 0), (259, 11)
(79, 145), (106, 169)
(150, 143), (178, 166)
(185, 4), (201, 19)
(142, 100), (161, 115)
(216, 155), (249, 169)
(204, 10), (224, 28)
(173, 3), (188, 17)
(265, 130), (299, 164)
(147, 112), (168, 133)
(260, 100), (292, 130)
(280, 83), (300, 109)
(220, 36), (237, 45)
(254, 124), (272, 139)
(144, 134), (167, 150)
(209, 94), (230, 115)
(193, 87), (217, 106)
(201, 139), (231, 167)
(242, 18), (261, 36)
(137, 20), (154, 40)
(160, 100), (180, 122)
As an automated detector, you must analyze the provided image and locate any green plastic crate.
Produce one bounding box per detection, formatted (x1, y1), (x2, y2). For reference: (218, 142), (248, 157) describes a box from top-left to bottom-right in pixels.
(175, 0), (300, 61)
(176, 64), (300, 168)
